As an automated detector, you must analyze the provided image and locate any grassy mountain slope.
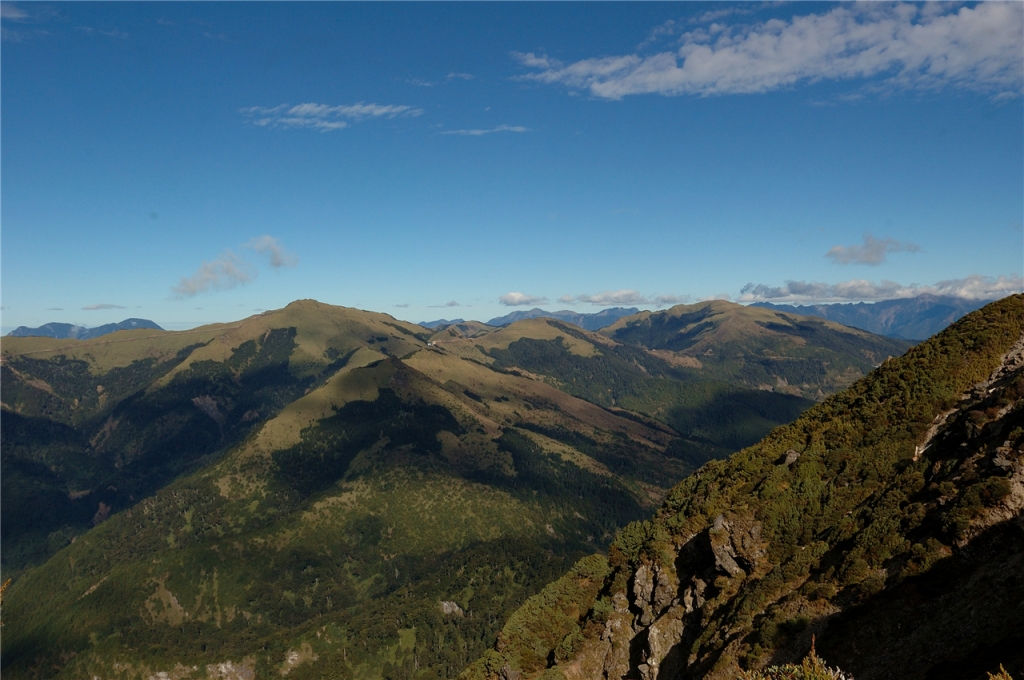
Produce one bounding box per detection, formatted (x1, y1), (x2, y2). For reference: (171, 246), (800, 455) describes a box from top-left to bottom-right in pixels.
(1, 301), (430, 575)
(602, 300), (912, 400)
(1, 302), (698, 680)
(462, 294), (1024, 680)
(427, 317), (813, 466)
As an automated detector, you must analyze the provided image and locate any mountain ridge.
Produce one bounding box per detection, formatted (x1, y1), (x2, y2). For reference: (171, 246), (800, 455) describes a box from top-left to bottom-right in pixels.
(751, 294), (990, 340)
(485, 307), (640, 331)
(6, 318), (163, 340)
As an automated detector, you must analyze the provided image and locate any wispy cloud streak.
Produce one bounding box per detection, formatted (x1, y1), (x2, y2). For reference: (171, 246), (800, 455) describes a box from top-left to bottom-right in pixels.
(173, 251), (255, 298)
(247, 235), (298, 268)
(240, 102), (423, 132)
(82, 303), (126, 310)
(441, 125), (529, 136)
(825, 233), (920, 265)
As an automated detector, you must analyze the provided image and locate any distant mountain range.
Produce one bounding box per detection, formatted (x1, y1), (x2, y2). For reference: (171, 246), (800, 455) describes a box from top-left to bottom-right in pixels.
(752, 294), (990, 340)
(485, 306), (640, 331)
(6, 318), (163, 340)
(599, 300), (911, 401)
(419, 317), (465, 329)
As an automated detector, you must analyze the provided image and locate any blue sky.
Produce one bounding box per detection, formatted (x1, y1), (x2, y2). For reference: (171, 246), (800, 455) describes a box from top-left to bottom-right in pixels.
(2, 2), (1022, 332)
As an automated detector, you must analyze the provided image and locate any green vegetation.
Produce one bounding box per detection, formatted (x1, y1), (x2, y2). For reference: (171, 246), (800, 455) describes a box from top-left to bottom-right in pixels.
(462, 555), (611, 679)
(739, 644), (851, 680)
(0, 302), (697, 680)
(464, 295), (1024, 680)
(0, 297), (946, 679)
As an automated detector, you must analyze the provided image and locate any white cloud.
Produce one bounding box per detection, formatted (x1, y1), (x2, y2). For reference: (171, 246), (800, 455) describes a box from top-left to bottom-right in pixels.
(173, 251), (255, 298)
(738, 275), (1024, 303)
(393, 303), (410, 308)
(1, 3), (28, 20)
(83, 303), (127, 310)
(172, 236), (297, 297)
(1, 2), (58, 40)
(241, 102), (423, 132)
(654, 294), (691, 306)
(514, 3), (1023, 100)
(563, 290), (651, 306)
(76, 26), (128, 38)
(440, 125), (529, 136)
(825, 232), (920, 265)
(447, 72), (474, 80)
(499, 292), (548, 307)
(247, 235), (298, 268)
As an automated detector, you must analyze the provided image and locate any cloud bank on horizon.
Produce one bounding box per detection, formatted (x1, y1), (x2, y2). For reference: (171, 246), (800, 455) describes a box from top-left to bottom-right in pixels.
(738, 274), (1024, 304)
(492, 275), (1024, 310)
(513, 3), (1023, 101)
(556, 290), (691, 307)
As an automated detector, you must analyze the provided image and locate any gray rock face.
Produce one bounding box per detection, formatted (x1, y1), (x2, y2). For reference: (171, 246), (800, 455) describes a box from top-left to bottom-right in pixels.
(581, 516), (768, 680)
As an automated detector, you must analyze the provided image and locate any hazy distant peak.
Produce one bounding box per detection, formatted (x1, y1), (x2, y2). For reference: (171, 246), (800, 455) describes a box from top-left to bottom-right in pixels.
(486, 306), (640, 331)
(751, 295), (991, 340)
(6, 318), (163, 340)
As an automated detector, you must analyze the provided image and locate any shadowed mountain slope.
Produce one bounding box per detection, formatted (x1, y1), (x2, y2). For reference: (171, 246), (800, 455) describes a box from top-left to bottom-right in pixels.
(1, 301), (431, 575)
(462, 294), (1024, 680)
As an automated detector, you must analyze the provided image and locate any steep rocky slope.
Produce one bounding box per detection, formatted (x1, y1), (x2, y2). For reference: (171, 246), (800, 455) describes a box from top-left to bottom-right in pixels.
(463, 294), (1024, 680)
